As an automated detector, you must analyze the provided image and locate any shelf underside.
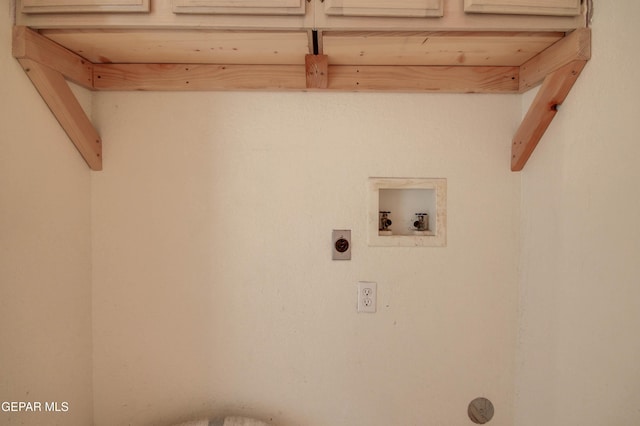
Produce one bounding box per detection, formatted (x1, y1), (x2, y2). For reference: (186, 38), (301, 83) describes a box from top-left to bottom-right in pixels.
(41, 28), (563, 67)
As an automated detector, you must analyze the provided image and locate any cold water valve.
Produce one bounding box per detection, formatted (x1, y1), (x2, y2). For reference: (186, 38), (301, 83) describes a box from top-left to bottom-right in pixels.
(413, 212), (429, 234)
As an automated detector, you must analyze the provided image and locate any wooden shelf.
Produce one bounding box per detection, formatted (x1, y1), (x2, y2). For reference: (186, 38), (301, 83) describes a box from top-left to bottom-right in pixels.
(11, 15), (590, 171)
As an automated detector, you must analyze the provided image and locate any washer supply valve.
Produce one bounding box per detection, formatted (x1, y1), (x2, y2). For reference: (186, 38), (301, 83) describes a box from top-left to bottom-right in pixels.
(413, 212), (429, 232)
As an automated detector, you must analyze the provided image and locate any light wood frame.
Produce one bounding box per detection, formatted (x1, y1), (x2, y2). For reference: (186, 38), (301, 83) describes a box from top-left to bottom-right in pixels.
(12, 26), (590, 172)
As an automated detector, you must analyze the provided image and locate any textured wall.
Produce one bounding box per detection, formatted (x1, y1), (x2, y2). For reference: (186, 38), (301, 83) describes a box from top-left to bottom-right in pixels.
(91, 91), (520, 425)
(516, 1), (640, 425)
(0, 3), (93, 425)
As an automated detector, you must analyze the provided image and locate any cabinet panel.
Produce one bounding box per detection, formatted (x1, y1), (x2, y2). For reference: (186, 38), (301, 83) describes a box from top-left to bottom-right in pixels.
(323, 0), (443, 18)
(464, 0), (581, 16)
(21, 0), (149, 13)
(173, 0), (305, 15)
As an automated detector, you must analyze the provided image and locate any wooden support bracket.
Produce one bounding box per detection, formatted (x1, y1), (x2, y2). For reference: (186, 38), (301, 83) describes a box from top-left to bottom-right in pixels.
(18, 58), (103, 171)
(13, 27), (102, 170)
(511, 28), (590, 171)
(13, 26), (94, 89)
(519, 28), (591, 92)
(511, 60), (586, 171)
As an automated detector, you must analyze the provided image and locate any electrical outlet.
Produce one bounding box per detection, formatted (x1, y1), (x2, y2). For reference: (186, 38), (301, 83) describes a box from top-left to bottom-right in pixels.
(332, 230), (351, 260)
(357, 281), (377, 313)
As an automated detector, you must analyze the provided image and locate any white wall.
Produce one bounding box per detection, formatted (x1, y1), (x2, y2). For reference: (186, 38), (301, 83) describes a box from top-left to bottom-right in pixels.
(0, 2), (93, 425)
(91, 91), (521, 425)
(11, 3), (637, 425)
(516, 1), (640, 425)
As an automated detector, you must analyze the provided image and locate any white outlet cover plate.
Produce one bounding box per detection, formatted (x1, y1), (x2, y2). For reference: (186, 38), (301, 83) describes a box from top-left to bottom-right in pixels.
(357, 281), (377, 313)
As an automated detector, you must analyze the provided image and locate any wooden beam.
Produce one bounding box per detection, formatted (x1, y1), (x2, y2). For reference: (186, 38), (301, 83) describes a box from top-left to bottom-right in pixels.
(94, 63), (307, 91)
(519, 28), (590, 92)
(305, 54), (328, 89)
(95, 63), (518, 93)
(329, 65), (518, 92)
(18, 59), (102, 171)
(511, 60), (586, 171)
(13, 26), (93, 89)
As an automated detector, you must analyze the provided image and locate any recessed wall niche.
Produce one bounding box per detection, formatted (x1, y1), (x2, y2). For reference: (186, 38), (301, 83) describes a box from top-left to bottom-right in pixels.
(368, 177), (447, 247)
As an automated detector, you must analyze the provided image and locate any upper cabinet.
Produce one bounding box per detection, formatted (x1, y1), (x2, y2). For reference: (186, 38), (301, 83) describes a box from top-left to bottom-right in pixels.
(464, 0), (581, 16)
(16, 0), (312, 29)
(15, 0), (586, 31)
(21, 0), (150, 13)
(314, 0), (584, 31)
(315, 0), (445, 30)
(322, 0), (443, 18)
(172, 0), (306, 15)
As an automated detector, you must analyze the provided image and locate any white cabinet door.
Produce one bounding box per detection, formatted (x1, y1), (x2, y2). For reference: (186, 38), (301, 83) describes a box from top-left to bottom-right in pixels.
(173, 0), (306, 15)
(464, 0), (581, 16)
(323, 0), (443, 18)
(21, 0), (150, 13)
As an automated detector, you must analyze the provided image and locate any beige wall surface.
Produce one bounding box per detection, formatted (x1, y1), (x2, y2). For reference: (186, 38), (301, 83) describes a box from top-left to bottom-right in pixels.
(0, 3), (93, 426)
(8, 2), (639, 426)
(516, 1), (640, 425)
(90, 90), (520, 425)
